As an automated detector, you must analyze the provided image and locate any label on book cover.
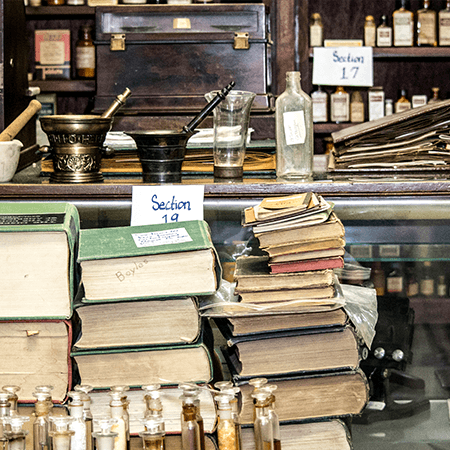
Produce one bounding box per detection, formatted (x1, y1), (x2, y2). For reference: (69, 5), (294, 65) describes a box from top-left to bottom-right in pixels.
(0, 213), (65, 226)
(132, 227), (193, 248)
(131, 185), (204, 226)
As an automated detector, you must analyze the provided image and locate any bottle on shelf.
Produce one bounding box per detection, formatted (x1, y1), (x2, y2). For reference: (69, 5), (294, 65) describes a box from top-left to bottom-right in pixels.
(417, 0), (437, 47)
(330, 86), (349, 123)
(419, 261), (435, 297)
(437, 274), (448, 297)
(309, 13), (324, 47)
(350, 91), (364, 123)
(412, 94), (427, 108)
(395, 89), (411, 113)
(76, 25), (95, 79)
(67, 391), (88, 450)
(3, 416), (29, 450)
(364, 15), (376, 47)
(260, 385), (281, 450)
(46, 0), (65, 5)
(49, 417), (75, 450)
(180, 392), (201, 450)
(0, 393), (11, 450)
(371, 261), (386, 296)
(32, 391), (52, 450)
(439, 1), (450, 46)
(251, 391), (274, 450)
(275, 71), (313, 181)
(406, 263), (419, 298)
(2, 386), (20, 416)
(214, 394), (238, 450)
(179, 384), (206, 450)
(385, 99), (394, 116)
(393, 0), (414, 47)
(108, 392), (128, 450)
(311, 86), (328, 123)
(67, 0), (84, 6)
(93, 419), (118, 450)
(110, 386), (130, 450)
(368, 86), (385, 121)
(428, 87), (441, 103)
(386, 262), (405, 296)
(377, 15), (392, 47)
(74, 385), (94, 450)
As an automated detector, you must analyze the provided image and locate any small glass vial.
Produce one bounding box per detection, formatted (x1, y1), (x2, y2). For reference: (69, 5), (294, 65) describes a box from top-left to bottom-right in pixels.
(364, 15), (376, 47)
(260, 386), (281, 450)
(109, 393), (127, 450)
(181, 397), (201, 450)
(417, 0), (437, 47)
(395, 90), (411, 113)
(385, 99), (394, 116)
(76, 25), (95, 79)
(393, 0), (414, 47)
(309, 13), (323, 47)
(275, 71), (313, 181)
(251, 391), (273, 450)
(439, 1), (450, 46)
(2, 386), (20, 416)
(32, 391), (52, 450)
(139, 418), (165, 450)
(350, 91), (364, 123)
(214, 383), (241, 450)
(215, 394), (237, 450)
(179, 385), (205, 450)
(3, 416), (29, 450)
(74, 386), (94, 450)
(377, 15), (392, 47)
(93, 419), (118, 450)
(428, 87), (441, 104)
(386, 263), (405, 295)
(110, 386), (130, 450)
(67, 392), (87, 450)
(49, 417), (75, 450)
(368, 87), (385, 121)
(142, 385), (163, 422)
(0, 393), (11, 450)
(330, 86), (349, 123)
(311, 86), (328, 123)
(420, 261), (435, 296)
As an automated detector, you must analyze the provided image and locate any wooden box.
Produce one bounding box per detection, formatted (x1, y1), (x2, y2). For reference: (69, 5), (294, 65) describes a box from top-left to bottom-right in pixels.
(94, 4), (273, 114)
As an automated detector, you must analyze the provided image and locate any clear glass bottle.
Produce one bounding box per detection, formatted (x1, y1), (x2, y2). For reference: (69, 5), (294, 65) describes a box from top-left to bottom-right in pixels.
(2, 386), (20, 416)
(179, 385), (205, 450)
(364, 15), (376, 46)
(67, 392), (87, 450)
(215, 394), (237, 450)
(350, 91), (364, 123)
(309, 13), (323, 47)
(428, 87), (441, 103)
(93, 419), (118, 450)
(49, 417), (75, 450)
(311, 86), (328, 123)
(385, 99), (394, 116)
(439, 1), (450, 46)
(260, 386), (281, 450)
(140, 418), (165, 450)
(3, 416), (29, 450)
(142, 385), (163, 422)
(368, 87), (385, 121)
(395, 90), (411, 113)
(0, 393), (11, 450)
(214, 383), (241, 450)
(330, 86), (350, 123)
(251, 391), (273, 450)
(109, 393), (127, 450)
(110, 386), (130, 450)
(32, 391), (52, 450)
(275, 71), (313, 181)
(76, 25), (95, 79)
(74, 386), (94, 450)
(377, 15), (392, 47)
(417, 0), (437, 46)
(393, 0), (414, 47)
(181, 397), (201, 450)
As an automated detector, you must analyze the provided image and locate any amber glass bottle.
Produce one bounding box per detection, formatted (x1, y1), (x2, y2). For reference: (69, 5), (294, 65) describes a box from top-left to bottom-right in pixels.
(76, 25), (95, 79)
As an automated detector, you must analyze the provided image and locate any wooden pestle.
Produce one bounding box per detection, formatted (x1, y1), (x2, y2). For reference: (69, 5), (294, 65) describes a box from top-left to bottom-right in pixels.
(0, 99), (42, 142)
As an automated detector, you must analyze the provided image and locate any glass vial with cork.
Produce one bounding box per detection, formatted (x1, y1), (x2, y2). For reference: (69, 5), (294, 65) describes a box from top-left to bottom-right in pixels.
(330, 86), (349, 123)
(251, 391), (274, 450)
(393, 0), (414, 46)
(439, 1), (450, 46)
(309, 13), (324, 47)
(417, 0), (437, 46)
(275, 71), (313, 181)
(364, 15), (376, 46)
(76, 25), (95, 79)
(377, 15), (392, 47)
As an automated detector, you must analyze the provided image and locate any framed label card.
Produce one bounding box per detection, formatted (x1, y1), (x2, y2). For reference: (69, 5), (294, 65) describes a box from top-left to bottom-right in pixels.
(312, 47), (373, 87)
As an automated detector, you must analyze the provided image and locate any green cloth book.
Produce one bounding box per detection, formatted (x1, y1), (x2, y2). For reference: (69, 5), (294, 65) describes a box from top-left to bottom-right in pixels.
(0, 202), (80, 319)
(78, 220), (221, 302)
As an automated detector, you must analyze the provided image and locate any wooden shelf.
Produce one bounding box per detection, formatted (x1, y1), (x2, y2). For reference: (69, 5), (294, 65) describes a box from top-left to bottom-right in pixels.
(309, 46), (450, 59)
(30, 79), (96, 93)
(314, 123), (354, 134)
(25, 5), (94, 16)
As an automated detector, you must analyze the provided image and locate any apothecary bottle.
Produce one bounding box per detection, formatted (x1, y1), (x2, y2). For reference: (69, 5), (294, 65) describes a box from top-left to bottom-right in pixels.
(109, 392), (127, 450)
(439, 1), (450, 46)
(275, 71), (313, 181)
(110, 386), (130, 450)
(393, 0), (414, 46)
(49, 417), (75, 450)
(2, 386), (20, 416)
(74, 385), (94, 450)
(67, 392), (87, 450)
(377, 15), (392, 47)
(395, 90), (411, 113)
(311, 86), (328, 123)
(93, 419), (118, 450)
(368, 87), (385, 121)
(364, 15), (376, 46)
(3, 416), (29, 450)
(0, 393), (11, 450)
(417, 0), (437, 46)
(330, 86), (349, 123)
(428, 87), (441, 103)
(76, 25), (95, 79)
(350, 91), (364, 123)
(32, 391), (52, 450)
(251, 391), (273, 450)
(215, 394), (237, 450)
(140, 417), (165, 450)
(309, 13), (323, 47)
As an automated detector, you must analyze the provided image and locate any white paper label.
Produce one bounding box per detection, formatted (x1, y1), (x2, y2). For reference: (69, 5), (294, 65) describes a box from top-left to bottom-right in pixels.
(132, 227), (193, 248)
(131, 185), (204, 226)
(283, 110), (306, 145)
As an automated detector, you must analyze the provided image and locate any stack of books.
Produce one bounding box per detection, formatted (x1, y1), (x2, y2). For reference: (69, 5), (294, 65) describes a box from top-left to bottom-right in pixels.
(0, 202), (80, 403)
(211, 193), (371, 449)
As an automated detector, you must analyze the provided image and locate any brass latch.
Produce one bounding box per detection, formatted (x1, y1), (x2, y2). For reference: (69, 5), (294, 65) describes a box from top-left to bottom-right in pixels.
(233, 32), (249, 50)
(110, 34), (126, 51)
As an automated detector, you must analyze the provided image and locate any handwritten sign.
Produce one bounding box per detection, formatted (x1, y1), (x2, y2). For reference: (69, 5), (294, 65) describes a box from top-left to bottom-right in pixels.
(312, 47), (373, 87)
(131, 185), (204, 226)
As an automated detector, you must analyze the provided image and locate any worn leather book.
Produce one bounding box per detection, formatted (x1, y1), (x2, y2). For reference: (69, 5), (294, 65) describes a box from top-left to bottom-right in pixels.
(263, 237), (346, 257)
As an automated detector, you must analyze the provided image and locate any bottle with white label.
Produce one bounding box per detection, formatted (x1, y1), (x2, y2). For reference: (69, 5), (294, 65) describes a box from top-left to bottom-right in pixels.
(310, 13), (324, 47)
(393, 0), (414, 46)
(377, 15), (392, 47)
(417, 0), (437, 47)
(275, 71), (313, 180)
(364, 15), (376, 46)
(311, 86), (328, 123)
(395, 89), (411, 113)
(330, 86), (349, 123)
(439, 1), (450, 46)
(350, 91), (364, 123)
(385, 99), (394, 116)
(368, 87), (385, 121)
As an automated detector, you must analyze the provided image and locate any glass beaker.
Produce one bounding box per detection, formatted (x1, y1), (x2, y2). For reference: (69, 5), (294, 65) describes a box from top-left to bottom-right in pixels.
(205, 90), (256, 179)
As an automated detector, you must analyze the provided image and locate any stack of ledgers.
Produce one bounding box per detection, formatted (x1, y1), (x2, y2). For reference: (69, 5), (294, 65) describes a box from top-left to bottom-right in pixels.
(202, 192), (376, 450)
